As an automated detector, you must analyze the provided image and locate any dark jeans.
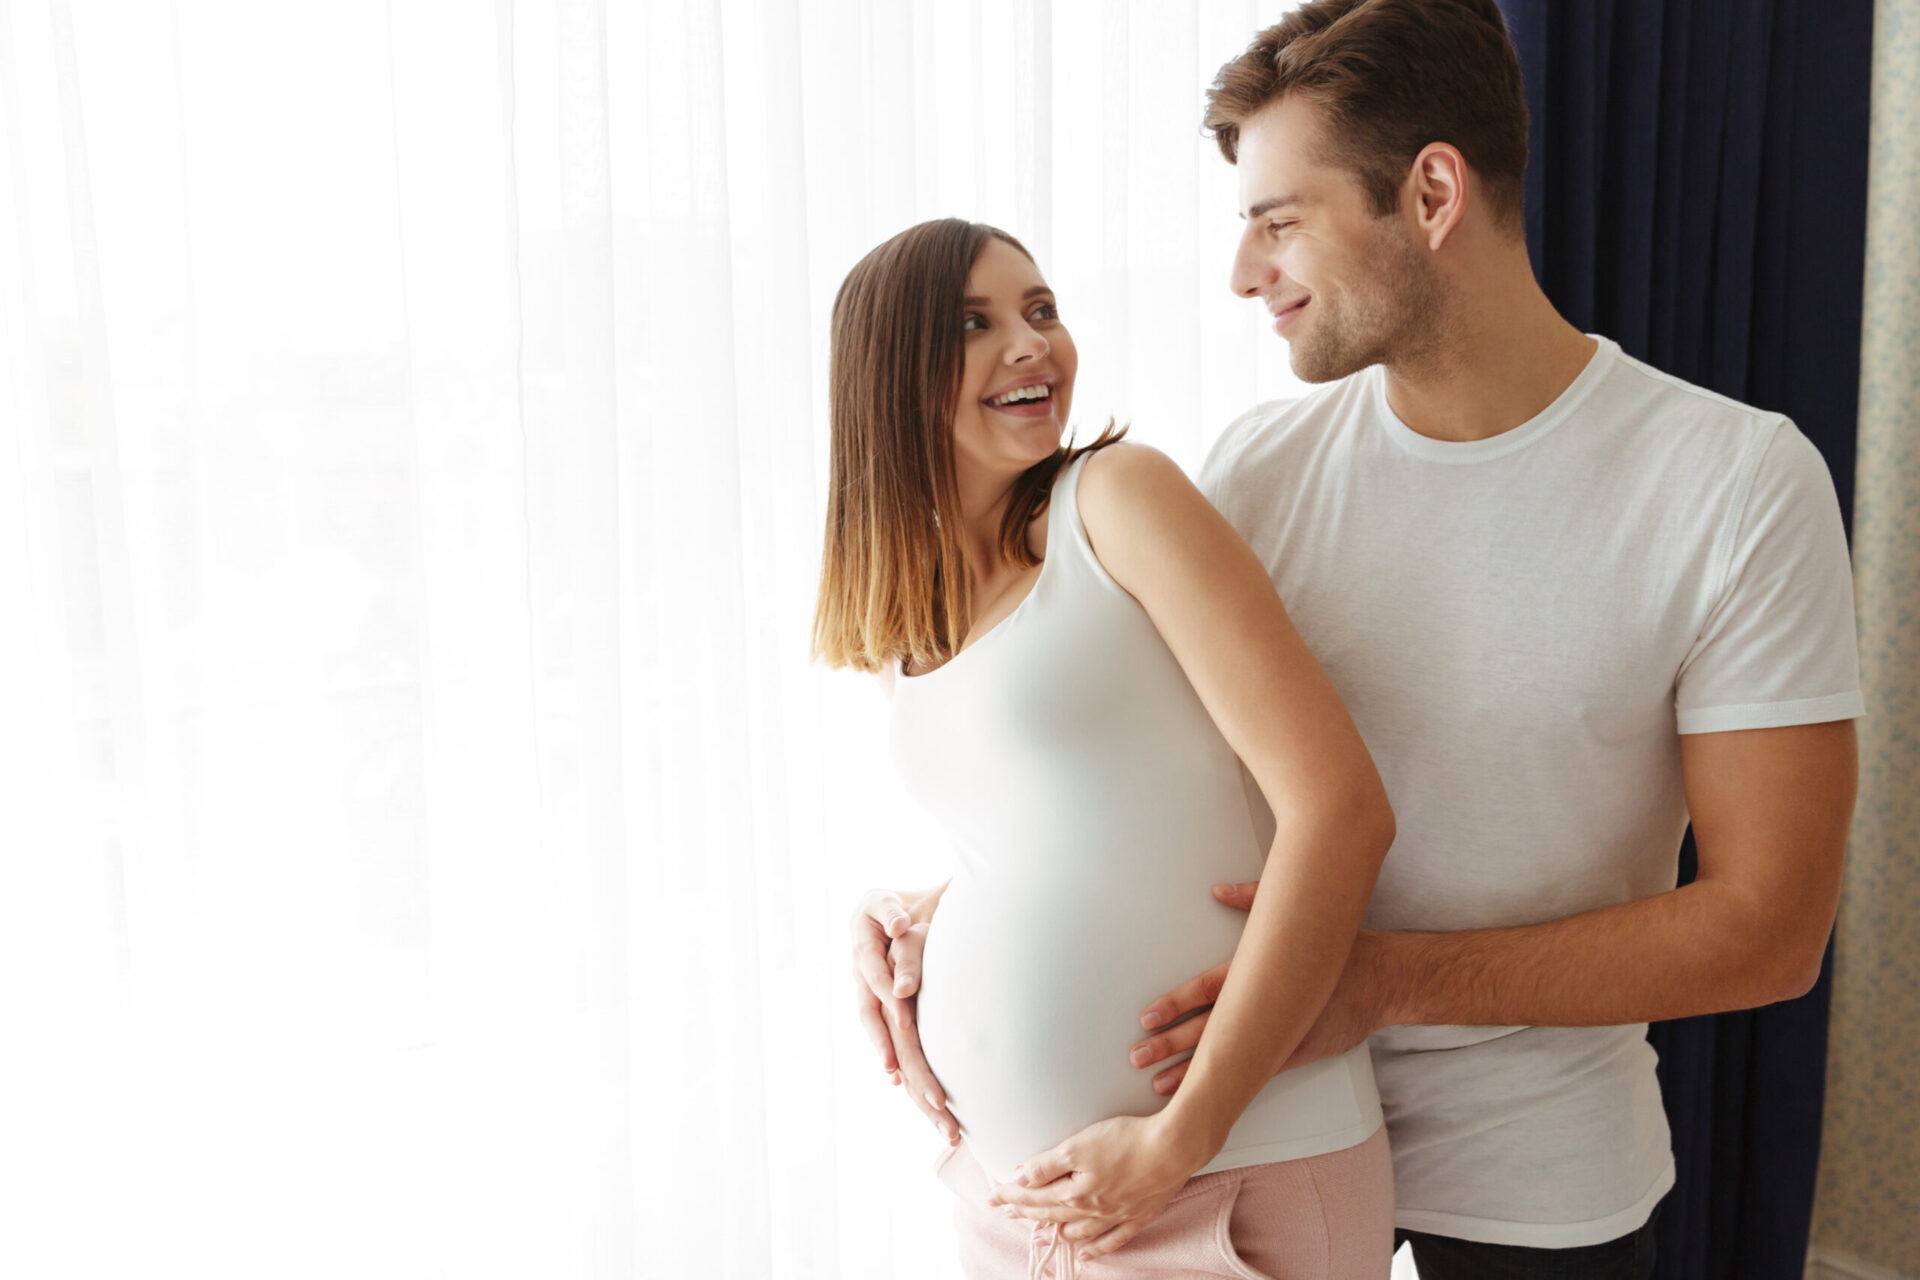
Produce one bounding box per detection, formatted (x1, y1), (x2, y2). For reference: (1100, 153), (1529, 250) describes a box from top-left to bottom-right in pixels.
(1394, 1198), (1662, 1280)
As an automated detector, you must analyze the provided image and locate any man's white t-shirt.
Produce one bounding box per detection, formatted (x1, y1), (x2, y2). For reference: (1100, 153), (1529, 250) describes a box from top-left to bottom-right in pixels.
(1196, 334), (1864, 1248)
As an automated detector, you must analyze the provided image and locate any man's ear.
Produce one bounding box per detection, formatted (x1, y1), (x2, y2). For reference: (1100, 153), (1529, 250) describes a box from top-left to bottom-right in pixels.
(1407, 142), (1469, 252)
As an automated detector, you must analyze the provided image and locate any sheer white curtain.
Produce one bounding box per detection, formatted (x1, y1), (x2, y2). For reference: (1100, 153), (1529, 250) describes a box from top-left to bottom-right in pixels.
(0, 1), (1309, 1276)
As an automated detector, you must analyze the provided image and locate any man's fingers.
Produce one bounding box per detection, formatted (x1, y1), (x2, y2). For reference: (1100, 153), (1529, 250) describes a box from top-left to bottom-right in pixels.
(857, 973), (957, 1138)
(1150, 1056), (1193, 1096)
(847, 889), (958, 1138)
(851, 911), (928, 1031)
(1129, 1008), (1207, 1070)
(890, 1014), (949, 1112)
(851, 934), (912, 1030)
(848, 892), (917, 1073)
(887, 923), (927, 998)
(855, 887), (915, 940)
(880, 1003), (957, 1140)
(1137, 960), (1230, 1032)
(852, 976), (899, 1073)
(1211, 880), (1259, 910)
(1124, 882), (1247, 1079)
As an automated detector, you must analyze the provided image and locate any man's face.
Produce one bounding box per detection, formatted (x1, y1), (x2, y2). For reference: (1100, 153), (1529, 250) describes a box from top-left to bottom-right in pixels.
(1228, 94), (1446, 382)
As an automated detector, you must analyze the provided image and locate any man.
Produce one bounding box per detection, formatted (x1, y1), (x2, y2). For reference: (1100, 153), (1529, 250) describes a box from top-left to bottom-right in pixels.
(851, 1), (1862, 1275)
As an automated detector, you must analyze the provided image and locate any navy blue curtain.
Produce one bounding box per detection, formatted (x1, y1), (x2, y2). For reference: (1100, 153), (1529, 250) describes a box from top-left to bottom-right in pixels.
(1493, 2), (1873, 1276)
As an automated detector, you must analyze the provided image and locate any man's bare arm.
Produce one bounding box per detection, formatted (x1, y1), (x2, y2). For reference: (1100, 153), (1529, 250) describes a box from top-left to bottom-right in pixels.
(1132, 719), (1857, 1087)
(1379, 719), (1855, 1026)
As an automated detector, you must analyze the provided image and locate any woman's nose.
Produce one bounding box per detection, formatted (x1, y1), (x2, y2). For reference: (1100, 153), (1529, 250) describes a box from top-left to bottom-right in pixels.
(1007, 328), (1049, 362)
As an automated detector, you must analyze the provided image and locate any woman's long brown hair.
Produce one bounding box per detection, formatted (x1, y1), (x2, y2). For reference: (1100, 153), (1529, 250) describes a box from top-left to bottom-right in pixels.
(811, 218), (1126, 674)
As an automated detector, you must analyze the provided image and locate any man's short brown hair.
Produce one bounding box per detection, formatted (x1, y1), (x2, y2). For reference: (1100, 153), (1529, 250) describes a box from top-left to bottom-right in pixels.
(1203, 0), (1529, 235)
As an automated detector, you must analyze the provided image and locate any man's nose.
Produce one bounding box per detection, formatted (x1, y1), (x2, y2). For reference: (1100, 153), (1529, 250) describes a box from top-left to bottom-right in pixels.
(1231, 237), (1279, 297)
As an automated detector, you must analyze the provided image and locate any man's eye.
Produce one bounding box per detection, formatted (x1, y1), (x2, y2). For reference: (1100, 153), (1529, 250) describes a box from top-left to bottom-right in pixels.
(1269, 219), (1295, 235)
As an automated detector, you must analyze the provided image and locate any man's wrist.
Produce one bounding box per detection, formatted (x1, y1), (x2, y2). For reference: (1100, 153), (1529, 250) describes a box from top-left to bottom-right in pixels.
(1363, 928), (1420, 1029)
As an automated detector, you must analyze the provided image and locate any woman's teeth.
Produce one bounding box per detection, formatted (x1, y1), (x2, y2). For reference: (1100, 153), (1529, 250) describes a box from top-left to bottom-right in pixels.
(987, 385), (1050, 407)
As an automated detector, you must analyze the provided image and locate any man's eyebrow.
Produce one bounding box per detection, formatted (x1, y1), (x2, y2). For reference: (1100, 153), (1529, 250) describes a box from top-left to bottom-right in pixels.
(963, 285), (1055, 305)
(1241, 194), (1306, 220)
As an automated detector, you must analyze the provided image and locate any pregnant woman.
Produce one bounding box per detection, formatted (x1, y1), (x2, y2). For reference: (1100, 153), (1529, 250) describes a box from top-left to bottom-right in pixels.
(818, 218), (1396, 1278)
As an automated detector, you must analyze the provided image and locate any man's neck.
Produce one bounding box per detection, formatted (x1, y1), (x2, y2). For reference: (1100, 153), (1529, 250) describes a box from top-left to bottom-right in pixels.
(1380, 267), (1599, 444)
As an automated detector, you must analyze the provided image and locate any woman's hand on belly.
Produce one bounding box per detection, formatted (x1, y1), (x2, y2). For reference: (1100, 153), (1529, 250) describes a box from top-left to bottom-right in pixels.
(980, 1111), (1211, 1266)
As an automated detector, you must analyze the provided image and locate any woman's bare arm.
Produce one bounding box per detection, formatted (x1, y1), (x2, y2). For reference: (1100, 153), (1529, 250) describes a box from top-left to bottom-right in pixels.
(1074, 441), (1395, 1166)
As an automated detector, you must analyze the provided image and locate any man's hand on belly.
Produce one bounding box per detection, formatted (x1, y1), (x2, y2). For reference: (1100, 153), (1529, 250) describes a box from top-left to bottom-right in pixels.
(1127, 880), (1395, 1092)
(851, 887), (958, 1144)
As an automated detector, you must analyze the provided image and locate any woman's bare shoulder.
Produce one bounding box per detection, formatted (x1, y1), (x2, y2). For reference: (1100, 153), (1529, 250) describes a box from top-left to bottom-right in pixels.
(1074, 439), (1257, 605)
(1075, 441), (1204, 536)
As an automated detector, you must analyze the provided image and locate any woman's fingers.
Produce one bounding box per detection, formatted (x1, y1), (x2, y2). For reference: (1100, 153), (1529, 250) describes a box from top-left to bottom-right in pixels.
(1073, 1216), (1148, 1263)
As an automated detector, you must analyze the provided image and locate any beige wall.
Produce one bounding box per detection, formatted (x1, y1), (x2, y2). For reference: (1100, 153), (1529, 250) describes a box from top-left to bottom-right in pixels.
(1810, 0), (1920, 1274)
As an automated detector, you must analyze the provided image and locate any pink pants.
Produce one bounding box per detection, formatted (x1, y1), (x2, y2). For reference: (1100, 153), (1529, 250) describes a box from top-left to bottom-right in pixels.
(934, 1124), (1394, 1280)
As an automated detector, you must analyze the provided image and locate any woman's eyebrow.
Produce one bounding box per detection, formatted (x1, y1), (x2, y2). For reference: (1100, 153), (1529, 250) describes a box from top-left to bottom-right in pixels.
(962, 285), (1055, 305)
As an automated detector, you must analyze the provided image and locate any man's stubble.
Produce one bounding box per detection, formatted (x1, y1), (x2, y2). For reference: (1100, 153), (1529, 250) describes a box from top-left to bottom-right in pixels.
(1287, 218), (1452, 384)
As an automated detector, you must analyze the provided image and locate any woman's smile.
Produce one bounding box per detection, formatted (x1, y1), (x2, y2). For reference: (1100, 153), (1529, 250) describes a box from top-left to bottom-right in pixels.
(983, 376), (1058, 418)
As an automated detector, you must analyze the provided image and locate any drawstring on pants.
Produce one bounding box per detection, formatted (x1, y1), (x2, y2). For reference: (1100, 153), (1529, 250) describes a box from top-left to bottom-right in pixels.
(1028, 1219), (1078, 1280)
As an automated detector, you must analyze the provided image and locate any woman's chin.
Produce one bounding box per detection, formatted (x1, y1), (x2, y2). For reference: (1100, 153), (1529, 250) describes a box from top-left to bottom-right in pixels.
(1022, 415), (1067, 449)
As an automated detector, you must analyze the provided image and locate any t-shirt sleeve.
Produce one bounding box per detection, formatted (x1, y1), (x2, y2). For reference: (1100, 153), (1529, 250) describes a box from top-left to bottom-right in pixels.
(1195, 411), (1247, 507)
(1196, 400), (1283, 508)
(1673, 420), (1864, 733)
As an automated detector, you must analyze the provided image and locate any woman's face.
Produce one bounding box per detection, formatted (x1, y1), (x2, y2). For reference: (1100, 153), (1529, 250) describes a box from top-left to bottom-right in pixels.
(949, 237), (1077, 480)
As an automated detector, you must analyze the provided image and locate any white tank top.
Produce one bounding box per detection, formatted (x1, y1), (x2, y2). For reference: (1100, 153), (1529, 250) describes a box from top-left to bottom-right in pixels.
(891, 450), (1382, 1187)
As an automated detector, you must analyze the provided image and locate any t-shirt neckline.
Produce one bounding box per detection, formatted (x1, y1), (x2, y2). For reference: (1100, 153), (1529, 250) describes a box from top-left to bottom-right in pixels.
(1370, 334), (1618, 464)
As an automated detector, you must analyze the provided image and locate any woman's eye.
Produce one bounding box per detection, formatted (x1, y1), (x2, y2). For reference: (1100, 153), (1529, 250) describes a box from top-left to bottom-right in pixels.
(962, 314), (986, 332)
(1031, 303), (1060, 322)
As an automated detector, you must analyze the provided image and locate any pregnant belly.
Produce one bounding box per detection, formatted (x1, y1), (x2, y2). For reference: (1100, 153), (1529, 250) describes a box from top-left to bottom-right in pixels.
(914, 875), (1251, 1185)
